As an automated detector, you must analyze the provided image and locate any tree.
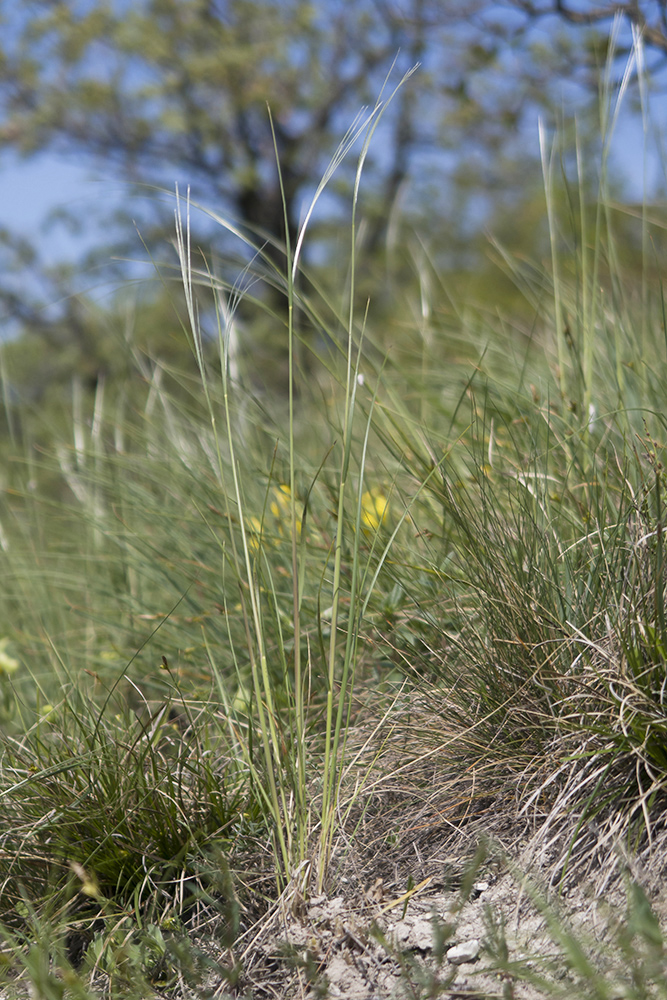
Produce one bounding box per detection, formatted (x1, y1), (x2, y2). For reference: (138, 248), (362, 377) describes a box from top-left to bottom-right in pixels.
(0, 0), (658, 404)
(512, 1), (667, 67)
(0, 0), (432, 256)
(0, 0), (592, 262)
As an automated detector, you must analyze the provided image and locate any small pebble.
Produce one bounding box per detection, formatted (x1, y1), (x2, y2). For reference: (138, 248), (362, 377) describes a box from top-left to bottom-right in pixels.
(447, 939), (480, 964)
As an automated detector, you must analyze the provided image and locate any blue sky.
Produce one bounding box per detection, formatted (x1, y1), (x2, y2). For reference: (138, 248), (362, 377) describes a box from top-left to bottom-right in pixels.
(1, 154), (125, 264)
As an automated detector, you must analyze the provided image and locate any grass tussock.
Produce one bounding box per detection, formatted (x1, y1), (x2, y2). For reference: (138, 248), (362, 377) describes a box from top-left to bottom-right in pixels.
(1, 53), (667, 998)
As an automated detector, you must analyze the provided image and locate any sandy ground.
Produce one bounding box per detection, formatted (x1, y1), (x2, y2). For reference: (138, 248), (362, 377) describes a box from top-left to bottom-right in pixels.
(190, 845), (667, 1000)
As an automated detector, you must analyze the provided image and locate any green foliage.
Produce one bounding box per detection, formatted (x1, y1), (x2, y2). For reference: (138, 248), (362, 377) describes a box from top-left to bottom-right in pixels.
(0, 0), (616, 264)
(3, 45), (667, 995)
(3, 0), (660, 411)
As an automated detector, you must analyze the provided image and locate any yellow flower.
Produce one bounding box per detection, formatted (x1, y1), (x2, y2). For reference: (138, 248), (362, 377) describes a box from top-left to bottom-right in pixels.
(246, 515), (263, 554)
(0, 639), (19, 676)
(361, 488), (389, 532)
(270, 484), (301, 538)
(270, 484), (292, 519)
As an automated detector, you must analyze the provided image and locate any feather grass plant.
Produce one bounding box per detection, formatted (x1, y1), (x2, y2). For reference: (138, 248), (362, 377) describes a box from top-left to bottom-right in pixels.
(1, 33), (667, 997)
(167, 68), (420, 898)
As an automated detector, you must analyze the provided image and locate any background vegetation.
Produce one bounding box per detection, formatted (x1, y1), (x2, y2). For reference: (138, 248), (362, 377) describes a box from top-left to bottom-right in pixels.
(1, 0), (666, 406)
(0, 2), (667, 998)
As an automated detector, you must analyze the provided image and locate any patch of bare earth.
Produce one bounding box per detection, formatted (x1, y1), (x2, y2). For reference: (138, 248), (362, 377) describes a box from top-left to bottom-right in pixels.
(198, 854), (666, 999)
(195, 704), (667, 999)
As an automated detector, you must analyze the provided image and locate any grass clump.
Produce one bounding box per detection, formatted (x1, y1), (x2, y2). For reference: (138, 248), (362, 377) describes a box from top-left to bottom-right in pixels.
(1, 53), (667, 997)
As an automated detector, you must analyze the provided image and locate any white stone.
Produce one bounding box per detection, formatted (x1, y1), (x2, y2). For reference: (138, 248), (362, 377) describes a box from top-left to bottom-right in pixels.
(447, 939), (480, 964)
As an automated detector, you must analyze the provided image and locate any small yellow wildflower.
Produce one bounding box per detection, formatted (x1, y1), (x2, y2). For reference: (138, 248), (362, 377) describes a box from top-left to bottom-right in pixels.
(270, 484), (292, 519)
(246, 515), (263, 554)
(361, 488), (389, 532)
(0, 639), (19, 676)
(270, 484), (301, 538)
